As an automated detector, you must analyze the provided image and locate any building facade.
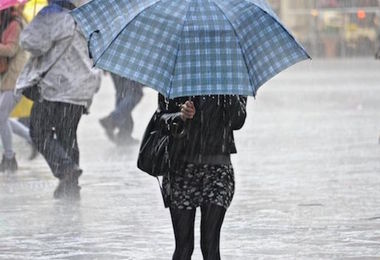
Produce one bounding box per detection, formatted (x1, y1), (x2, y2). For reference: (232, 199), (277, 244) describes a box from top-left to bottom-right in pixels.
(268, 0), (380, 57)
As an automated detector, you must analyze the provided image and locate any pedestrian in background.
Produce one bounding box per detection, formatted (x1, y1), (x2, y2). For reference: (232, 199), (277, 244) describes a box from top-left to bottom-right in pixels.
(375, 33), (380, 59)
(155, 94), (247, 260)
(0, 7), (31, 172)
(99, 73), (144, 145)
(375, 15), (380, 59)
(16, 0), (101, 199)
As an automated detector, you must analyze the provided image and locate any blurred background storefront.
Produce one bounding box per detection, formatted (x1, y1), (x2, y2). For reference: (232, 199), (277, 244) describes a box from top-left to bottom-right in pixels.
(268, 0), (380, 58)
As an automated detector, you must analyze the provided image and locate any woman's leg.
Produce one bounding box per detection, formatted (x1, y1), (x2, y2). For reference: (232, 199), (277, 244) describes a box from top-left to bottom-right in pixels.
(200, 204), (227, 260)
(170, 207), (196, 260)
(0, 91), (18, 159)
(0, 120), (13, 159)
(9, 119), (32, 143)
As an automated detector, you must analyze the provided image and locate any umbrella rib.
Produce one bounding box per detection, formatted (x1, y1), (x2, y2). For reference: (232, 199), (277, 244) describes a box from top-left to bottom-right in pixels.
(211, 0), (257, 96)
(92, 0), (164, 66)
(167, 0), (193, 98)
(213, 0), (311, 96)
(242, 0), (311, 59)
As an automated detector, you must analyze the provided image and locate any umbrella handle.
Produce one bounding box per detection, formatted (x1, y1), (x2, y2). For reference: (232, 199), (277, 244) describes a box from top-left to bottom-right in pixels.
(88, 30), (100, 59)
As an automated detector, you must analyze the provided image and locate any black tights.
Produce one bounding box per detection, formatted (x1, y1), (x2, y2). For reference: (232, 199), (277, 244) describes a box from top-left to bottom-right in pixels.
(170, 204), (226, 260)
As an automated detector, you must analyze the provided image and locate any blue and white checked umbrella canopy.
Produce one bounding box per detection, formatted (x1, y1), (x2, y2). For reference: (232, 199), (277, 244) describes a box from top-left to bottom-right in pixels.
(72, 0), (310, 98)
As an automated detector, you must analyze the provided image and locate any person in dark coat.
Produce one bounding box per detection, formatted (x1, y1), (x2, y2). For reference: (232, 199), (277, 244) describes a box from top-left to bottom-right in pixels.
(155, 93), (247, 260)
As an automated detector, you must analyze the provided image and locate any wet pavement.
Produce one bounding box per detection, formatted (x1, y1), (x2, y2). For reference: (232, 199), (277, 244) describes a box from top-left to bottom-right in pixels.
(1, 59), (380, 259)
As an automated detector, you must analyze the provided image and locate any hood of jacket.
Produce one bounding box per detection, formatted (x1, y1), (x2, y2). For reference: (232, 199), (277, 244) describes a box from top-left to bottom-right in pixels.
(41, 0), (76, 14)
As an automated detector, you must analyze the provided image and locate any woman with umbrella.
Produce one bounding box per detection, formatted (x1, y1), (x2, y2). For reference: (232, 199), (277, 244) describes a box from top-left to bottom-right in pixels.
(156, 94), (247, 259)
(72, 0), (310, 258)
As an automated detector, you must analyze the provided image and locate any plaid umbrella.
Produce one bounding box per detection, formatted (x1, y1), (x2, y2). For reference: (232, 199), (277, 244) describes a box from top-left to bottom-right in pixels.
(72, 0), (310, 98)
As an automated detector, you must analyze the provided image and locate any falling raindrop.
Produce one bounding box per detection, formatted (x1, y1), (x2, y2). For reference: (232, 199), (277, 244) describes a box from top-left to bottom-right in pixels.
(52, 127), (57, 140)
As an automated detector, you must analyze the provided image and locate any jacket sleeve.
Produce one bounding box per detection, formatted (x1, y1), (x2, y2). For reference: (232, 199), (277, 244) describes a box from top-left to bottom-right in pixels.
(20, 11), (74, 57)
(0, 21), (21, 58)
(157, 94), (185, 135)
(229, 96), (247, 130)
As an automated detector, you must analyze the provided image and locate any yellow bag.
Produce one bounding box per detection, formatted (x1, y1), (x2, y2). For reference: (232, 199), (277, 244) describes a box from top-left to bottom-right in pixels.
(10, 96), (33, 118)
(23, 0), (48, 22)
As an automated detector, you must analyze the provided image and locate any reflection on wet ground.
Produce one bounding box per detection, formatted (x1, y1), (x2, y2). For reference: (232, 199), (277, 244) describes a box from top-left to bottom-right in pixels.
(1, 59), (380, 259)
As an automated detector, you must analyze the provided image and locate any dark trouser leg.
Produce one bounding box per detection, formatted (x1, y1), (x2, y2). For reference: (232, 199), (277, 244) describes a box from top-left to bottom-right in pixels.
(111, 73), (124, 107)
(54, 103), (83, 166)
(170, 208), (196, 260)
(200, 204), (227, 260)
(30, 101), (83, 179)
(110, 78), (143, 137)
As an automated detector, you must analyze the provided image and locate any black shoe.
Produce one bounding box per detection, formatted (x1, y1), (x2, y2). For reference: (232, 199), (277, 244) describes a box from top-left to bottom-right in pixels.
(99, 116), (116, 141)
(54, 183), (81, 201)
(376, 50), (380, 60)
(28, 144), (39, 160)
(0, 155), (18, 172)
(54, 168), (82, 200)
(115, 134), (140, 146)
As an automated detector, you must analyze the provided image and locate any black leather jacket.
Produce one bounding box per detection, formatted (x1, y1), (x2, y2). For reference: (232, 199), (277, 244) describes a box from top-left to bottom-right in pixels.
(157, 94), (247, 165)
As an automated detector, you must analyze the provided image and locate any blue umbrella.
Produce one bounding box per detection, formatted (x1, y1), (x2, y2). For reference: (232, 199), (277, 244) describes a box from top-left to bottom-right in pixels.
(72, 0), (310, 98)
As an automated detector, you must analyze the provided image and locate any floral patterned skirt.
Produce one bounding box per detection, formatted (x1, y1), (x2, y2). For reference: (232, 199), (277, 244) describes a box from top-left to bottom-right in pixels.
(162, 163), (235, 210)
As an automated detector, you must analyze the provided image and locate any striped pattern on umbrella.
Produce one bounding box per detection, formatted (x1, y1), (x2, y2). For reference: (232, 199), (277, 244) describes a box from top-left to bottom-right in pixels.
(72, 0), (310, 98)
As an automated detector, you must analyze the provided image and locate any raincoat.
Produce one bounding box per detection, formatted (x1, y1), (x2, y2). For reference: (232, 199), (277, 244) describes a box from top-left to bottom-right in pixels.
(0, 19), (27, 92)
(15, 2), (100, 108)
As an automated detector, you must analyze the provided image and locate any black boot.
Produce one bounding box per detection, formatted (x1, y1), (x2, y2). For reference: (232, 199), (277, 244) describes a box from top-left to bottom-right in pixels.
(115, 132), (140, 146)
(99, 116), (116, 141)
(28, 143), (39, 160)
(0, 155), (18, 172)
(54, 167), (82, 200)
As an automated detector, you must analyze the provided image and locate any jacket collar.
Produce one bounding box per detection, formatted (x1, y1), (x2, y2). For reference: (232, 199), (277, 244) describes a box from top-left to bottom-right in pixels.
(40, 1), (75, 15)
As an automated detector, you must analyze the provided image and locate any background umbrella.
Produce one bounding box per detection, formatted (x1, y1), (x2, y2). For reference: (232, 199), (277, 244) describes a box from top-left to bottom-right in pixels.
(0, 0), (28, 11)
(72, 0), (310, 98)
